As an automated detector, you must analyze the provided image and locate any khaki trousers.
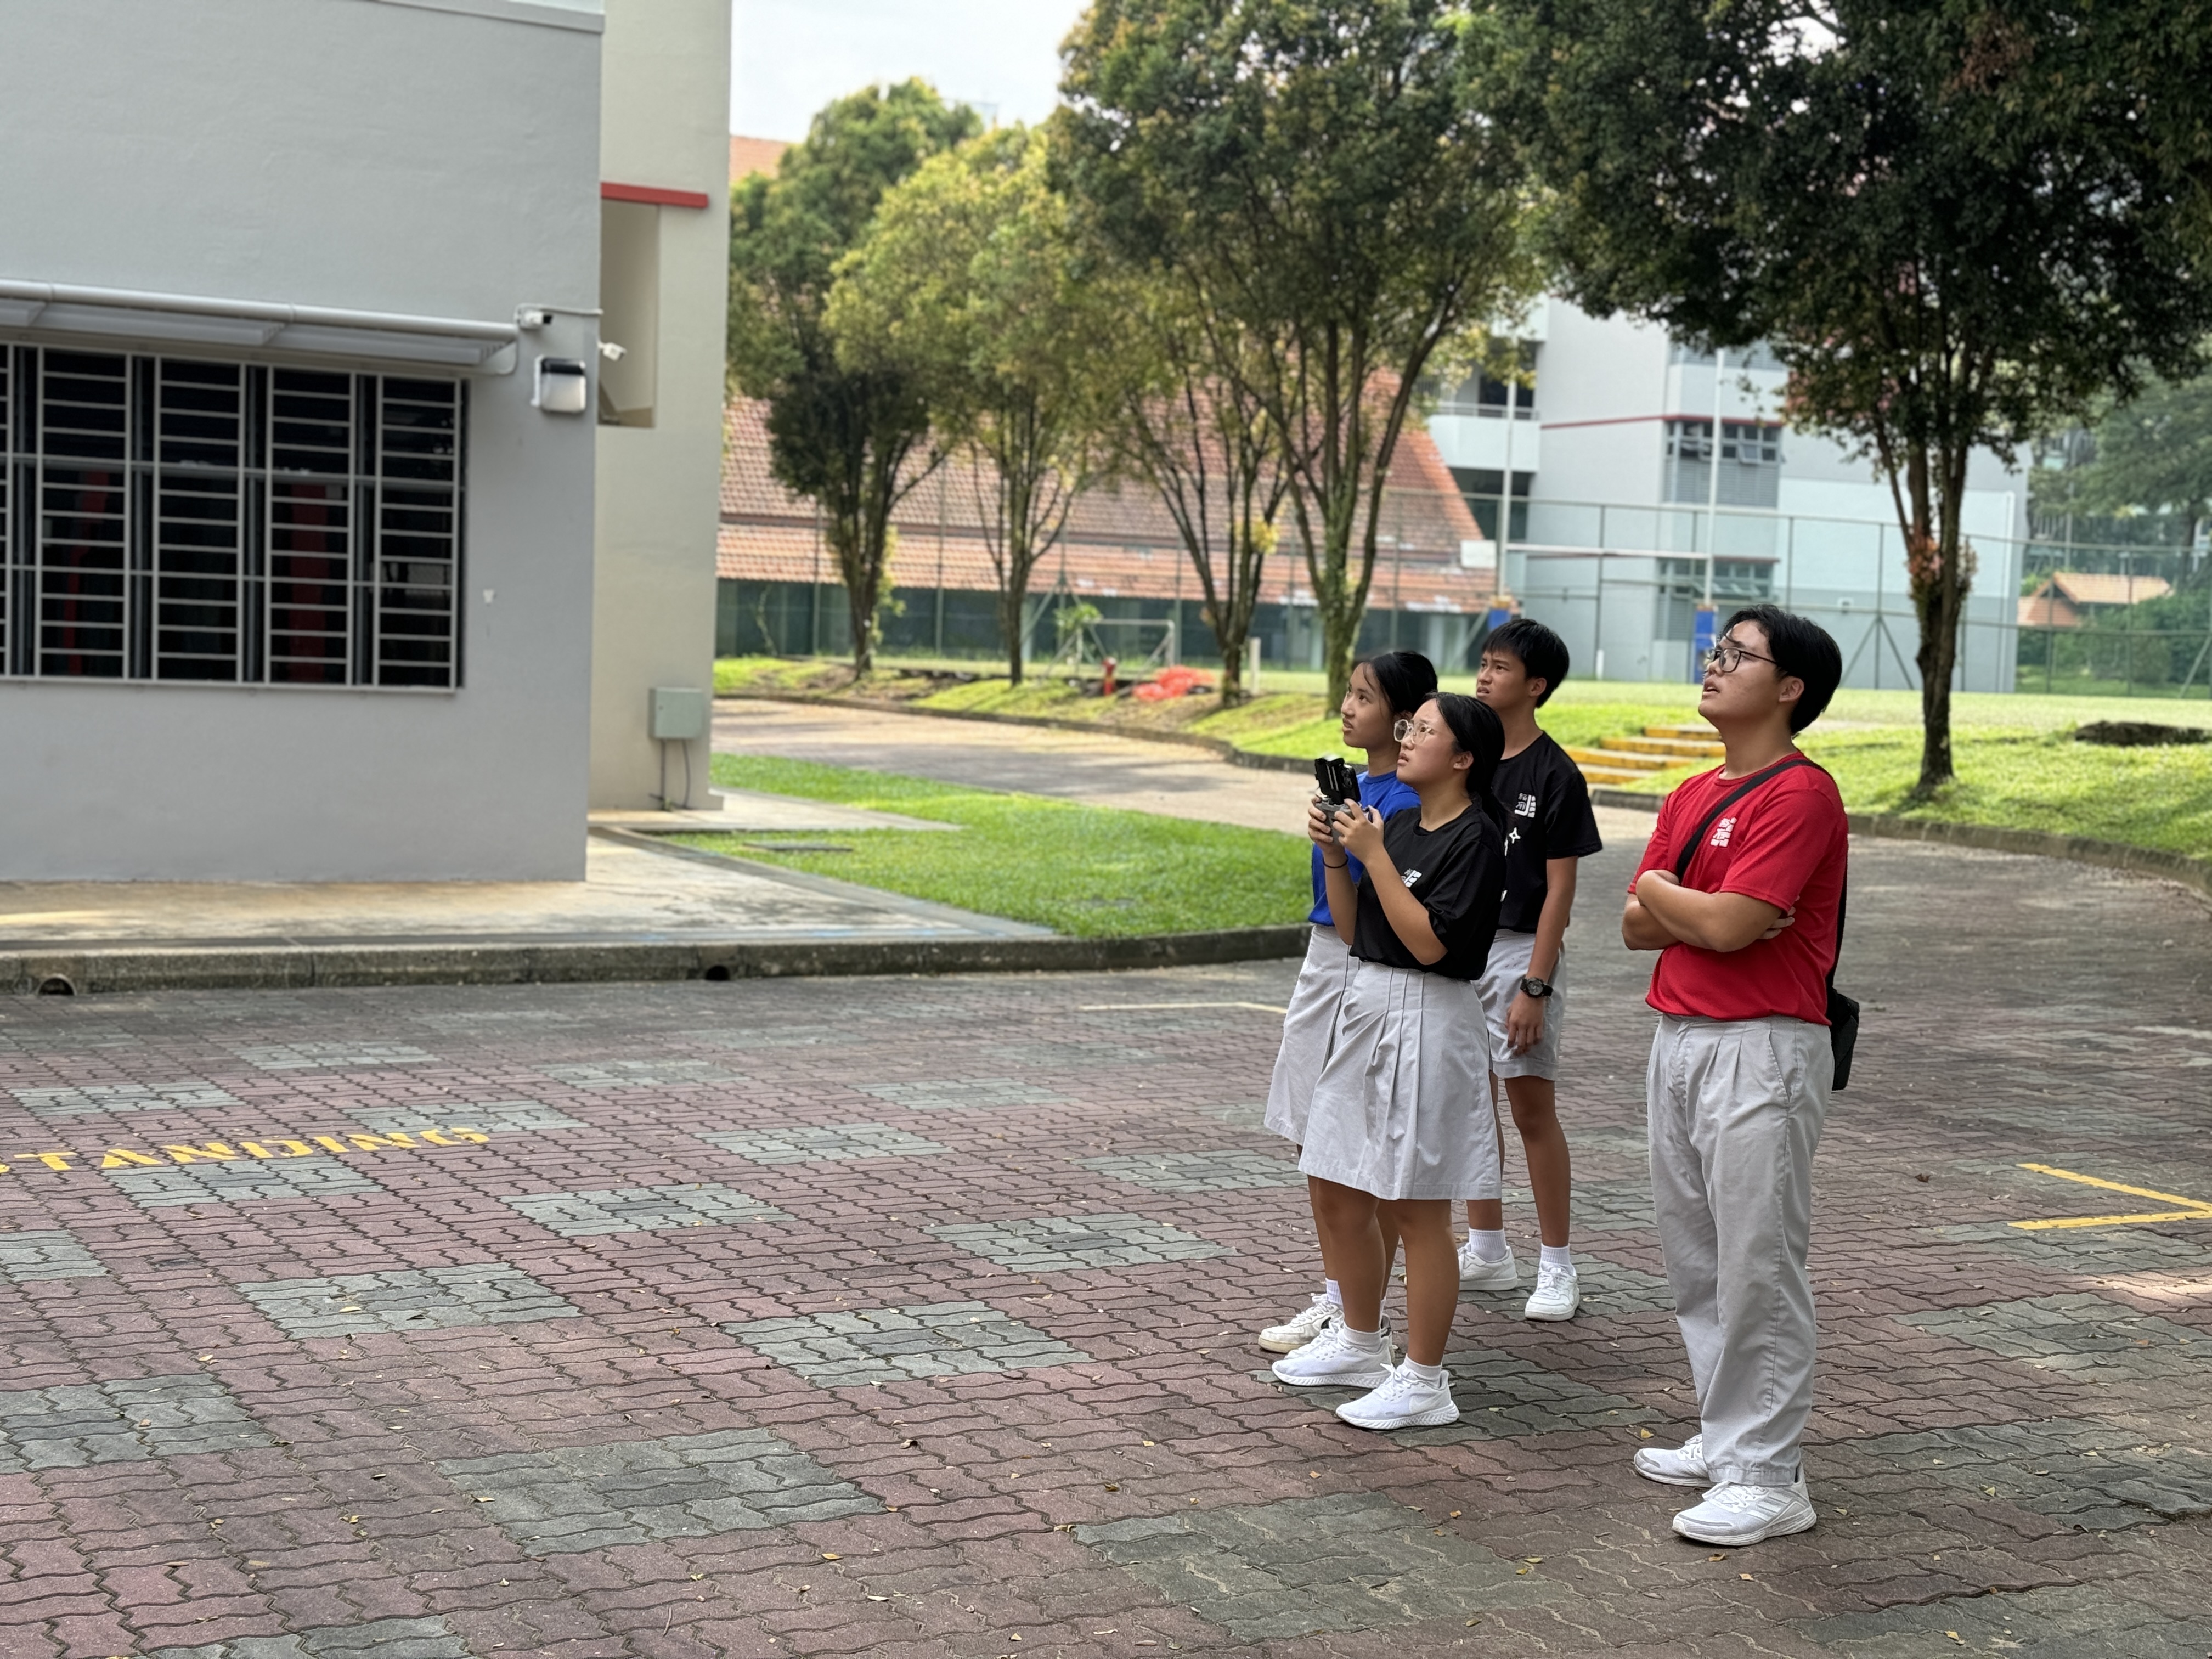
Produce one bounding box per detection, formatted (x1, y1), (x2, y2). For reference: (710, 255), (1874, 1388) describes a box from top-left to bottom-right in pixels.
(1646, 1012), (1832, 1487)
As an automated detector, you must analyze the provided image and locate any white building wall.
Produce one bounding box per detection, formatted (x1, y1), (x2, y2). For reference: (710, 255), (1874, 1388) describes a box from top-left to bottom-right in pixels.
(0, 0), (603, 879)
(1431, 297), (2031, 690)
(589, 0), (730, 810)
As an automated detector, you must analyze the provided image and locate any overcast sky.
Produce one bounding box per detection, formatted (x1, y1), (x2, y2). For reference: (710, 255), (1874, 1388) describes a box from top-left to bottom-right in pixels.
(730, 0), (1090, 140)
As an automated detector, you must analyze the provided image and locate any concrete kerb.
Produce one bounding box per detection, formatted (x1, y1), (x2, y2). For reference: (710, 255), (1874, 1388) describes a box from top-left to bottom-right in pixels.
(1590, 786), (2212, 899)
(2, 925), (1311, 997)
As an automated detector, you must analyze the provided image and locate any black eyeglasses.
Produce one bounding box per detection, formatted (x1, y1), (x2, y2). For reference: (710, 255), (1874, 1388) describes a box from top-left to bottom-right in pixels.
(1703, 637), (1779, 675)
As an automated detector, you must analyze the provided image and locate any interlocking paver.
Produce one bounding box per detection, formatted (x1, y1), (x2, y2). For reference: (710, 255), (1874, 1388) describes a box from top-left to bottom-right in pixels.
(498, 1183), (789, 1237)
(856, 1077), (1064, 1111)
(436, 1429), (876, 1554)
(725, 1300), (1090, 1384)
(1264, 1339), (1659, 1442)
(0, 1228), (105, 1282)
(105, 1157), (384, 1209)
(234, 1043), (437, 1069)
(1897, 1293), (2211, 1380)
(1795, 1582), (2212, 1656)
(928, 1212), (1229, 1272)
(1075, 1150), (1301, 1192)
(698, 1122), (948, 1164)
(1854, 1419), (2212, 1531)
(1454, 1252), (1677, 1316)
(7, 1080), (243, 1116)
(0, 828), (2204, 1658)
(1936, 1221), (2212, 1276)
(1075, 1492), (1562, 1639)
(0, 1375), (270, 1470)
(348, 1101), (586, 1135)
(535, 1060), (738, 1090)
(147, 1617), (475, 1659)
(236, 1265), (580, 1337)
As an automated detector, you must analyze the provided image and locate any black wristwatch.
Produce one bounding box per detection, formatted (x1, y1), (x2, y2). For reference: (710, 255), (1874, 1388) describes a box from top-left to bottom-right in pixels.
(1518, 975), (1554, 999)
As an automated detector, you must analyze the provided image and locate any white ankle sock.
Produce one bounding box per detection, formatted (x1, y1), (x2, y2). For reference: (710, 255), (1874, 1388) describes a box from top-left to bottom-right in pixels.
(1539, 1244), (1574, 1270)
(1466, 1229), (1510, 1263)
(1323, 1278), (1343, 1307)
(1342, 1324), (1385, 1352)
(1404, 1358), (1446, 1385)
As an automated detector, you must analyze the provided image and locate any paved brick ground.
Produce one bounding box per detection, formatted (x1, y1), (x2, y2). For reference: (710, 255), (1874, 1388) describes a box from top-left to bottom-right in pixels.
(1, 833), (2208, 1657)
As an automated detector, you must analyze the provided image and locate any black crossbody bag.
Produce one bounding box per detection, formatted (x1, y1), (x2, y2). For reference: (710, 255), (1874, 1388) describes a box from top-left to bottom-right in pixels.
(1668, 754), (1859, 1090)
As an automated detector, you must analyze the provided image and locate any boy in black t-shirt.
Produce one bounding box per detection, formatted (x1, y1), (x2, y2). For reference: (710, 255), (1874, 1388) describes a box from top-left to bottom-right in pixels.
(1464, 618), (1604, 1320)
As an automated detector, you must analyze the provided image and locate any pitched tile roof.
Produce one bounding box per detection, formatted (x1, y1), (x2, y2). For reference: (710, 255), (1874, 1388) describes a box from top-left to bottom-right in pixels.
(716, 398), (1499, 612)
(728, 135), (791, 185)
(2046, 571), (2173, 607)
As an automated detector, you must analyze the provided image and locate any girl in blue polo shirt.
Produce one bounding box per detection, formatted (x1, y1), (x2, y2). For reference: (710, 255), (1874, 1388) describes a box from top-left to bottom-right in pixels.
(1256, 650), (1436, 1356)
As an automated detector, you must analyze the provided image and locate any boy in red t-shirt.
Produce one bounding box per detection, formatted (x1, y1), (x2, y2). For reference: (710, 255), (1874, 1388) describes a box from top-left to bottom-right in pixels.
(1621, 604), (1847, 1548)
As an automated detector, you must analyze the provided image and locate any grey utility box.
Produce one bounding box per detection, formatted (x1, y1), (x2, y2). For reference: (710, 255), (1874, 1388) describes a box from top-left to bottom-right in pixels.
(648, 686), (708, 741)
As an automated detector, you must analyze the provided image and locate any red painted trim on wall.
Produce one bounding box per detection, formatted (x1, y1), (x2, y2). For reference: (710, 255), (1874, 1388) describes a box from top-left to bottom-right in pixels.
(601, 182), (713, 210)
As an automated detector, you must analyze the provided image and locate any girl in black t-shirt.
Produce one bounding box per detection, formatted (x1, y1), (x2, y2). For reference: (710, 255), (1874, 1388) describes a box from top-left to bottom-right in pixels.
(1269, 693), (1507, 1431)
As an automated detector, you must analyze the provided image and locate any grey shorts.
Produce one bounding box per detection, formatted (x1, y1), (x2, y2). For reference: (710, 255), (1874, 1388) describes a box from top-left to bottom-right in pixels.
(1476, 930), (1565, 1081)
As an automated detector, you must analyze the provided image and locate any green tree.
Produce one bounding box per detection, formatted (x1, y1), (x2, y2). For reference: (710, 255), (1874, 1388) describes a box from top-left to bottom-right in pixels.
(1505, 0), (2212, 795)
(1097, 273), (1289, 704)
(2073, 372), (2212, 552)
(830, 127), (1129, 685)
(726, 82), (981, 675)
(1059, 0), (1542, 704)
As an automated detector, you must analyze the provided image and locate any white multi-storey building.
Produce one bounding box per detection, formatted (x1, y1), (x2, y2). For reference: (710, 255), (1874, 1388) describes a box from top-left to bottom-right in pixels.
(1429, 298), (2027, 690)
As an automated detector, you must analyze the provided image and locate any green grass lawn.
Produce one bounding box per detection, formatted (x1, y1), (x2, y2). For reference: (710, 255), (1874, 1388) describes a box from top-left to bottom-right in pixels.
(717, 656), (2212, 861)
(678, 755), (1310, 937)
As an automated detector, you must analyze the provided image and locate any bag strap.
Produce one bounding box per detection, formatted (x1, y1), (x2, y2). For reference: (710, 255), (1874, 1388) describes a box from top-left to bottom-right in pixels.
(1670, 753), (1814, 883)
(1669, 752), (1849, 995)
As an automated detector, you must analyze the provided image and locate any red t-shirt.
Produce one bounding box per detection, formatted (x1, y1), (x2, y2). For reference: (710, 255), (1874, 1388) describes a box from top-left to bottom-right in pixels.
(1630, 755), (1848, 1025)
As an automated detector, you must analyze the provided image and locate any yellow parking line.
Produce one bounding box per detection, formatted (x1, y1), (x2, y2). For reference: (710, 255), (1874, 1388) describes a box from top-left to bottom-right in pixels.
(2012, 1209), (2212, 1232)
(2008, 1161), (2212, 1231)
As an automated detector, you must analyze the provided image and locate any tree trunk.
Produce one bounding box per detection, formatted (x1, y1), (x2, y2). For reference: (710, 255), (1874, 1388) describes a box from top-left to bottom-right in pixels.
(1909, 442), (1973, 798)
(826, 516), (877, 678)
(999, 581), (1028, 686)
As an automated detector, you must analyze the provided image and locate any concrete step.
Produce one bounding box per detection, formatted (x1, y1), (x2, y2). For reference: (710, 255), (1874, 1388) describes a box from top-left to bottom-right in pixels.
(1565, 746), (1674, 772)
(1645, 724), (1717, 741)
(1576, 765), (1657, 787)
(1612, 734), (1723, 759)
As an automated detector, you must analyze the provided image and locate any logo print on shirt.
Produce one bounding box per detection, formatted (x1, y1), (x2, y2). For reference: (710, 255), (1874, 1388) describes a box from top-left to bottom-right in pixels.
(1504, 826), (1522, 854)
(1515, 792), (1538, 817)
(1401, 868), (1424, 888)
(1711, 816), (1737, 848)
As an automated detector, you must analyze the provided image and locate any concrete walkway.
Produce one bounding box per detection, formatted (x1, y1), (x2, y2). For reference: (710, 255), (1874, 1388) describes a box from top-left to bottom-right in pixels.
(0, 831), (1042, 960)
(714, 695), (1661, 847)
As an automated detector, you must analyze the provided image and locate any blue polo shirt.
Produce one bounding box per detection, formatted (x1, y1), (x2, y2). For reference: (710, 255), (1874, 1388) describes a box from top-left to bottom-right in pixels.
(1308, 768), (1422, 926)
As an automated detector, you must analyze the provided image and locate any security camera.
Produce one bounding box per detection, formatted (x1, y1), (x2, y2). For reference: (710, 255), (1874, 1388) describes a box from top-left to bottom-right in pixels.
(598, 340), (628, 362)
(516, 307), (557, 330)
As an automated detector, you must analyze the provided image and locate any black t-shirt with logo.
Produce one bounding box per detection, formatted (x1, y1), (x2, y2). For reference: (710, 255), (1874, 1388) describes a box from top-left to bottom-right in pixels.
(1350, 803), (1506, 981)
(1493, 731), (1605, 933)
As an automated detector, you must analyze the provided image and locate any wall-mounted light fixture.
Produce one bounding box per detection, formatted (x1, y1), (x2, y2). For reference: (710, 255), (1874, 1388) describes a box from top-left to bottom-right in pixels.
(533, 355), (589, 414)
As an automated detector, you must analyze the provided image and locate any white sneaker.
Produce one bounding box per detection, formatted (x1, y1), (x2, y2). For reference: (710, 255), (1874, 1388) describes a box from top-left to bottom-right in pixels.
(1632, 1432), (1708, 1487)
(1671, 1477), (1816, 1546)
(1457, 1238), (1519, 1291)
(1335, 1361), (1460, 1430)
(1269, 1321), (1395, 1389)
(1523, 1261), (1580, 1321)
(1258, 1294), (1341, 1355)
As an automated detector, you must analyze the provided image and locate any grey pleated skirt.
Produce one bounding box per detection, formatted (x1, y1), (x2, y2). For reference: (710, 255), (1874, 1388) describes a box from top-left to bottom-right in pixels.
(1298, 957), (1503, 1201)
(1264, 926), (1352, 1144)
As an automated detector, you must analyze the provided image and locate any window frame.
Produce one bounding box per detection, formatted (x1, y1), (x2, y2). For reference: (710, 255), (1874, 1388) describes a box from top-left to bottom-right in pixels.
(0, 343), (466, 691)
